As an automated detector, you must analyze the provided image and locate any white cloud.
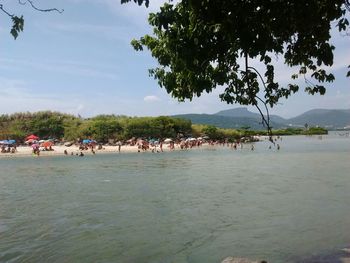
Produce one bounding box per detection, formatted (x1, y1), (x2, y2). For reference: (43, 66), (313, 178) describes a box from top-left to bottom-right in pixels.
(144, 95), (161, 102)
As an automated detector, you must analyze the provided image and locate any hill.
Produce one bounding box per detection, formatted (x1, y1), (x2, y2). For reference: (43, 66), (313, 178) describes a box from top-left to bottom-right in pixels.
(286, 109), (350, 129)
(172, 108), (350, 130)
(172, 113), (284, 130)
(215, 107), (287, 124)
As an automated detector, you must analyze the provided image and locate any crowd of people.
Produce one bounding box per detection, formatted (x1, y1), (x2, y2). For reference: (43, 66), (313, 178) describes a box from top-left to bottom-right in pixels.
(1, 145), (17, 154)
(0, 135), (285, 157)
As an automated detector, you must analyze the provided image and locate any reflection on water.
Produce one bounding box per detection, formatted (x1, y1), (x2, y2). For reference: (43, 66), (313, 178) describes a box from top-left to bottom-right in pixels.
(0, 134), (350, 263)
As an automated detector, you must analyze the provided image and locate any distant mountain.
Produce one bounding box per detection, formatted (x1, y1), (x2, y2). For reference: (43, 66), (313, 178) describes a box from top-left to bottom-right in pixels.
(215, 107), (287, 124)
(172, 108), (350, 130)
(172, 113), (284, 130)
(286, 109), (350, 128)
(215, 107), (260, 118)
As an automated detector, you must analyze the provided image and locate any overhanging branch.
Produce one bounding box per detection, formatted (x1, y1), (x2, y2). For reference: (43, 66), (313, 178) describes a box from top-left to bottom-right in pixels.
(18, 0), (64, 13)
(246, 65), (274, 142)
(0, 4), (14, 17)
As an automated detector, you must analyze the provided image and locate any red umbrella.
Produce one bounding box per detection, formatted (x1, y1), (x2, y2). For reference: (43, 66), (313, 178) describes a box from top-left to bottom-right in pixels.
(26, 134), (39, 140)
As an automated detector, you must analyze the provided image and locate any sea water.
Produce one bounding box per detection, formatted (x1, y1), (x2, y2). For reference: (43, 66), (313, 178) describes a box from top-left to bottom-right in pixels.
(0, 133), (350, 263)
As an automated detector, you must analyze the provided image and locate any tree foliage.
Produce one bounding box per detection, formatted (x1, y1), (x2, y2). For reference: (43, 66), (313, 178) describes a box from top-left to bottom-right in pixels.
(121, 0), (150, 8)
(0, 111), (73, 140)
(0, 111), (193, 142)
(131, 0), (349, 130)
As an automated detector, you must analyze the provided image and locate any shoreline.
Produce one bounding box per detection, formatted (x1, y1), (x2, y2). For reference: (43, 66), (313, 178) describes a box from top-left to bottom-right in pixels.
(0, 143), (217, 158)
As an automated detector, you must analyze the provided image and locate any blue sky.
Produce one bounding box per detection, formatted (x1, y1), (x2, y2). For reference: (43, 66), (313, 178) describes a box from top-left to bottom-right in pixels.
(0, 0), (349, 118)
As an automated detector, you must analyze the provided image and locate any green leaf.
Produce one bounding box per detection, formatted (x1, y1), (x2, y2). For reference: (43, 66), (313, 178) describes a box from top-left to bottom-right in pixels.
(11, 16), (24, 40)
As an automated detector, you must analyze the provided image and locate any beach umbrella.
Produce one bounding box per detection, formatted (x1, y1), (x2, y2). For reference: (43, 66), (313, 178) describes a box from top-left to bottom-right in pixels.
(82, 139), (91, 144)
(26, 134), (39, 141)
(25, 139), (38, 144)
(3, 140), (16, 145)
(164, 138), (173, 143)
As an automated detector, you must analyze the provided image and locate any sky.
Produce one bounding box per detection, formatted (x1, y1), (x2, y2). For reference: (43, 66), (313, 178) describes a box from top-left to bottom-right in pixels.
(0, 0), (349, 119)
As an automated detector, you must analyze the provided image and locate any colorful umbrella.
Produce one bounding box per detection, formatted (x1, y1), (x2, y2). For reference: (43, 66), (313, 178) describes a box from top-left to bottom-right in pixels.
(25, 139), (38, 144)
(0, 140), (16, 145)
(26, 134), (39, 141)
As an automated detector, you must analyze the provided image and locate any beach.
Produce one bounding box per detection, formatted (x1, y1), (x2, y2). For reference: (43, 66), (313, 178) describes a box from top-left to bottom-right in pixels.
(0, 143), (210, 158)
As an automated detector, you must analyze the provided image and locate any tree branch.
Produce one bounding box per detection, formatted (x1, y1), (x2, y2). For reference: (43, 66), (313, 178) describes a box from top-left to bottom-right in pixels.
(0, 4), (14, 17)
(18, 0), (64, 13)
(246, 65), (274, 142)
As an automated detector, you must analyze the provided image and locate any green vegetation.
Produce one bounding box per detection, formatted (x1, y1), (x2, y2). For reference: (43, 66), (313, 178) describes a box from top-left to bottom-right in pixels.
(0, 111), (192, 143)
(267, 127), (328, 136)
(131, 0), (349, 107)
(0, 111), (327, 142)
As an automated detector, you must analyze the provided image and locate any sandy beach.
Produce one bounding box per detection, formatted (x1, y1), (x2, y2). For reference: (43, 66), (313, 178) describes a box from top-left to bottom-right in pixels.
(0, 143), (210, 158)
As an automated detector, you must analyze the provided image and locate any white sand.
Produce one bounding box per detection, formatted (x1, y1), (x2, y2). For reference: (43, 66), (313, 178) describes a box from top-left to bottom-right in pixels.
(0, 143), (208, 158)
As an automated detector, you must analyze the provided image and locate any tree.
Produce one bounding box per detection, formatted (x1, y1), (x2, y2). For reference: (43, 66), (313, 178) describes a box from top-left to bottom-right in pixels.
(202, 125), (219, 140)
(130, 0), (350, 134)
(0, 0), (63, 39)
(121, 0), (150, 8)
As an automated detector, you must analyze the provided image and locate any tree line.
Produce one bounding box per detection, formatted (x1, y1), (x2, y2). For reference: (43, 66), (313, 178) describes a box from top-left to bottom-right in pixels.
(0, 111), (327, 143)
(0, 111), (192, 143)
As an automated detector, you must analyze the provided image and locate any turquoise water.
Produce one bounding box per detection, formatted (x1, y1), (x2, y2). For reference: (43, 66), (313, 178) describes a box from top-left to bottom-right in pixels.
(0, 133), (350, 263)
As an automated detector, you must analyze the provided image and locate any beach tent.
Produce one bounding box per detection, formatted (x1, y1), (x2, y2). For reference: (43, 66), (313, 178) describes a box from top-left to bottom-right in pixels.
(26, 134), (39, 141)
